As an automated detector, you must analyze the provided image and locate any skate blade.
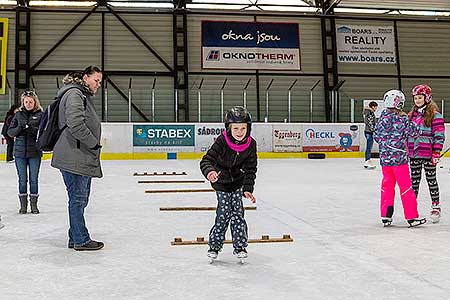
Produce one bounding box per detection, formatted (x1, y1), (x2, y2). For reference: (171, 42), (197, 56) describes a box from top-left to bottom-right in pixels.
(383, 222), (392, 227)
(364, 166), (376, 170)
(408, 219), (427, 227)
(431, 217), (440, 224)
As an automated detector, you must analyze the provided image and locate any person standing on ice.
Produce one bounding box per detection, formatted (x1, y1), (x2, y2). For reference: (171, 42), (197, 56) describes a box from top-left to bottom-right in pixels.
(363, 101), (378, 169)
(373, 89), (426, 227)
(7, 91), (43, 214)
(200, 106), (257, 261)
(51, 66), (104, 251)
(407, 84), (445, 223)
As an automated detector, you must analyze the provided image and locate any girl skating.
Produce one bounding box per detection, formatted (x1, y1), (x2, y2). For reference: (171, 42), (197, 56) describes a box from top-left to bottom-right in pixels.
(374, 90), (426, 227)
(200, 106), (257, 263)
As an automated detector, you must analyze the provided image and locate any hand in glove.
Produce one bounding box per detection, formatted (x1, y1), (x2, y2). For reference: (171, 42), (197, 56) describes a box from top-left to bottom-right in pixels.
(432, 152), (440, 166)
(91, 144), (102, 150)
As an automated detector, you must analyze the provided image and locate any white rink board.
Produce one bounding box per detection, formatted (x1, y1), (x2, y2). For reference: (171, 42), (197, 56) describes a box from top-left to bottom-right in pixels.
(3, 122), (450, 154)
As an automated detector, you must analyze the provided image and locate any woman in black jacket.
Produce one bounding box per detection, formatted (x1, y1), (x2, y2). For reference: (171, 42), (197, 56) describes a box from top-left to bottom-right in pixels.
(200, 106), (257, 262)
(7, 91), (43, 214)
(1, 104), (20, 162)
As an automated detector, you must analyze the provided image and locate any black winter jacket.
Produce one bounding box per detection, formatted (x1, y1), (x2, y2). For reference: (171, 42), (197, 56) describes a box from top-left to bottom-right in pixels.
(200, 134), (257, 193)
(7, 109), (43, 158)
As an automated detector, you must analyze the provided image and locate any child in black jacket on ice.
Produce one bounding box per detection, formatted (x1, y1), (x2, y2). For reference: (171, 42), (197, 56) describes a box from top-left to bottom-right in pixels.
(200, 106), (257, 261)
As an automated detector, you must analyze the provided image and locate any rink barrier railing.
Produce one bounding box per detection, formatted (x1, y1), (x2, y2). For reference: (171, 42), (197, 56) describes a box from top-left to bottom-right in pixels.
(3, 122), (450, 160)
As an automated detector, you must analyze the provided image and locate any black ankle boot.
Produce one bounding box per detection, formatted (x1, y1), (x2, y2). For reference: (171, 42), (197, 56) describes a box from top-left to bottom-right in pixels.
(18, 194), (28, 214)
(29, 194), (39, 214)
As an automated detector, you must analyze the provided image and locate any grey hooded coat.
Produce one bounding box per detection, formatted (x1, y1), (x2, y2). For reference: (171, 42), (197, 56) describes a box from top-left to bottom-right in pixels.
(51, 76), (103, 178)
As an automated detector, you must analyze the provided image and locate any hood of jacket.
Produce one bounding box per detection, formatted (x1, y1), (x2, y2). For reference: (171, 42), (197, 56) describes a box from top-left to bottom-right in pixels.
(58, 73), (93, 97)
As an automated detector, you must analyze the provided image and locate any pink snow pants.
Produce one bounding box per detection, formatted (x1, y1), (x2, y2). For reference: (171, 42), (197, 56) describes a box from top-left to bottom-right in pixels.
(381, 164), (419, 220)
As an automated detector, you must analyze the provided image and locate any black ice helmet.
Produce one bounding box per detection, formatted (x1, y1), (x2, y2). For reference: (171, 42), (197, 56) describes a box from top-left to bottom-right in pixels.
(224, 106), (252, 138)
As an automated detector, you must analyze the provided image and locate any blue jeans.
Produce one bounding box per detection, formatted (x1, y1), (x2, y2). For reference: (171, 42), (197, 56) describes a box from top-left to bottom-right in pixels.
(365, 132), (374, 161)
(61, 170), (92, 247)
(15, 156), (41, 194)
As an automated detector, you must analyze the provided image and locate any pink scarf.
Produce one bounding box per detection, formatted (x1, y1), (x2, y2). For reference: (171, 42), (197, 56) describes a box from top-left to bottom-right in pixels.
(222, 130), (252, 152)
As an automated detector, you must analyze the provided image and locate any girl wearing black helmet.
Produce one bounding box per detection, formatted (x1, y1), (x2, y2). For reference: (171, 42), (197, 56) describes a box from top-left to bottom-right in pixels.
(200, 106), (257, 263)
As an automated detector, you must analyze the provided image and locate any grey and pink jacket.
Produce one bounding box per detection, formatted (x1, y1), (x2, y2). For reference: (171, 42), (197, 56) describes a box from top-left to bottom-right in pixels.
(374, 109), (420, 166)
(407, 109), (445, 159)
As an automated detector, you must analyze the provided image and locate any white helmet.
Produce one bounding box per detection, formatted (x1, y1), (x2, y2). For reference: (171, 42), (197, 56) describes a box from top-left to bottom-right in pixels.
(383, 89), (405, 109)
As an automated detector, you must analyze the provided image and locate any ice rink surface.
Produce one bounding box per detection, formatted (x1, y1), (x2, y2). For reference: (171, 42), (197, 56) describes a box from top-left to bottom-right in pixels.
(1, 158), (450, 300)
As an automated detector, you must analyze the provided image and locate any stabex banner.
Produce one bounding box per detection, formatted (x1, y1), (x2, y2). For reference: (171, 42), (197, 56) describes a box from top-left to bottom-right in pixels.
(202, 21), (301, 70)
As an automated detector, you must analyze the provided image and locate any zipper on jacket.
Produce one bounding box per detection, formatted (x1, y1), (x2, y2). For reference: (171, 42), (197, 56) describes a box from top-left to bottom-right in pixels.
(229, 151), (239, 182)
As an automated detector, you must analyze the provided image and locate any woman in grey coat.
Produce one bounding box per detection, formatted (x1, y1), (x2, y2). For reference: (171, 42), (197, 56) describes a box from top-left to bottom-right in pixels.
(51, 66), (104, 251)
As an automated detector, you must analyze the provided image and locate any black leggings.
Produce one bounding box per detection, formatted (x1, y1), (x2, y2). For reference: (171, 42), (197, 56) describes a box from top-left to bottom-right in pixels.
(410, 158), (439, 204)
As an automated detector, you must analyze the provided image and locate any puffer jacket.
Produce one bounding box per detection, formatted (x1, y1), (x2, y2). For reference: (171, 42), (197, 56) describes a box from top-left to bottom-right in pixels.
(407, 109), (445, 159)
(7, 109), (43, 158)
(200, 133), (257, 193)
(51, 74), (102, 178)
(374, 109), (420, 166)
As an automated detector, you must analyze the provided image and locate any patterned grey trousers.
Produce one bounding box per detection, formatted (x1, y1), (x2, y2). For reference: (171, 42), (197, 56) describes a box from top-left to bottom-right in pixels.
(208, 189), (248, 250)
(410, 158), (440, 204)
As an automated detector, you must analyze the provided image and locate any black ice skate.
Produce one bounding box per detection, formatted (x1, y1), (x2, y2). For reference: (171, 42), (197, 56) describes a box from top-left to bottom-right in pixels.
(207, 248), (219, 263)
(407, 217), (426, 227)
(381, 217), (392, 227)
(233, 248), (248, 264)
(382, 206), (394, 227)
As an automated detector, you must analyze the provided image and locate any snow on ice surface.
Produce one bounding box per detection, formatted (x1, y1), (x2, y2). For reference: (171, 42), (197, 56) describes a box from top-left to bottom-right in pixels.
(1, 158), (450, 300)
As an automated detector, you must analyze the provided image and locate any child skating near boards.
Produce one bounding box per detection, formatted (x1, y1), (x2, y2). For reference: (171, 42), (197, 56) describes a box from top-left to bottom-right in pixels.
(374, 90), (426, 227)
(200, 106), (257, 263)
(408, 84), (445, 223)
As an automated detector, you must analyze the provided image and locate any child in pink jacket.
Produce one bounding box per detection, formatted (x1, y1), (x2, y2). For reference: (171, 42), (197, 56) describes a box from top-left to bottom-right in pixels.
(408, 84), (445, 223)
(374, 89), (426, 227)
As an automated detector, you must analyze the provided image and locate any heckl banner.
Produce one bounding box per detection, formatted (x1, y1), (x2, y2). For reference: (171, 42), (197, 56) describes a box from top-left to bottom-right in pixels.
(133, 125), (195, 147)
(202, 21), (301, 70)
(302, 124), (360, 152)
(336, 25), (395, 64)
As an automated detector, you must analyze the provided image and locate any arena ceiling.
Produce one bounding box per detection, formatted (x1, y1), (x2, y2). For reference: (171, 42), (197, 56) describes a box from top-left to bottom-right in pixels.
(1, 0), (450, 16)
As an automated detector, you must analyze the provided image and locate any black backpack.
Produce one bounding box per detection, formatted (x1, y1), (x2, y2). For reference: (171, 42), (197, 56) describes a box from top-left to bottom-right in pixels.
(36, 87), (85, 151)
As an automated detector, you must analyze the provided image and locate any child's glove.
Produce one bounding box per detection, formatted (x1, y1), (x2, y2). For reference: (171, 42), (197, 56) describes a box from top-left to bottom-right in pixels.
(432, 152), (441, 166)
(207, 171), (219, 183)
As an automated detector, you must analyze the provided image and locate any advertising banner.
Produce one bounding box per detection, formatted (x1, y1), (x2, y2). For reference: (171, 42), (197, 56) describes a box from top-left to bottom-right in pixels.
(302, 124), (360, 152)
(0, 18), (8, 94)
(133, 125), (195, 149)
(202, 21), (300, 70)
(195, 124), (223, 152)
(336, 25), (395, 64)
(272, 124), (302, 152)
